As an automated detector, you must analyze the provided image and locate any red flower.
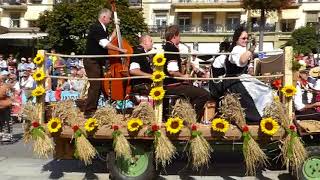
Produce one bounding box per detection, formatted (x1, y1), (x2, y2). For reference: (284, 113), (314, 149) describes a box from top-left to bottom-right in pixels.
(151, 124), (159, 132)
(112, 125), (119, 131)
(191, 124), (197, 131)
(272, 79), (282, 89)
(32, 121), (40, 128)
(242, 125), (249, 132)
(72, 125), (79, 132)
(289, 125), (296, 131)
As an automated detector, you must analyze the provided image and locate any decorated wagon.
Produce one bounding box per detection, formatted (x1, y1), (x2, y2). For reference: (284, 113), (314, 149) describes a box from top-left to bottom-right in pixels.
(22, 47), (320, 180)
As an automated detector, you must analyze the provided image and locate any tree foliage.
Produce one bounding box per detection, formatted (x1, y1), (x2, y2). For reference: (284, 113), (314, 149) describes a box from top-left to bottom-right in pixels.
(286, 26), (319, 54)
(37, 0), (147, 54)
(241, 0), (294, 51)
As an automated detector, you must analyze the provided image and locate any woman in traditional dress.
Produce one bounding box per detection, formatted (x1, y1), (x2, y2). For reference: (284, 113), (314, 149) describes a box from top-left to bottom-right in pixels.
(219, 26), (273, 123)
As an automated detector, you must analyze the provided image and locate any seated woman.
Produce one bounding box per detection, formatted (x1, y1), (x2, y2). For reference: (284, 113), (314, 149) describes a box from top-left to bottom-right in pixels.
(294, 69), (320, 120)
(211, 26), (273, 123)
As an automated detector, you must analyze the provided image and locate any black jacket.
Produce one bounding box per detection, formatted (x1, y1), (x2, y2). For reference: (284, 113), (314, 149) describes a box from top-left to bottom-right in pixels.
(85, 22), (109, 56)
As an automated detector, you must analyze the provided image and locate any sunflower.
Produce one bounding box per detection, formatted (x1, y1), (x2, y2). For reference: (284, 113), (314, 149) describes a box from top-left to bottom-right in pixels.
(32, 69), (46, 81)
(165, 117), (184, 134)
(153, 53), (166, 67)
(281, 85), (297, 97)
(211, 118), (229, 133)
(151, 71), (165, 83)
(149, 87), (165, 101)
(260, 117), (279, 136)
(31, 85), (45, 97)
(47, 118), (62, 133)
(33, 54), (45, 65)
(84, 118), (98, 132)
(127, 118), (143, 132)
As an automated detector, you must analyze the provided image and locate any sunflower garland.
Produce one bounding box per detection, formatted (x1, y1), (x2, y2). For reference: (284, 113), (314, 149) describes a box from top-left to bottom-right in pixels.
(33, 54), (45, 65)
(32, 69), (46, 81)
(153, 53), (166, 67)
(127, 118), (143, 132)
(47, 118), (62, 133)
(260, 117), (280, 136)
(211, 118), (230, 133)
(281, 85), (297, 97)
(165, 117), (184, 135)
(84, 118), (98, 132)
(31, 85), (46, 97)
(150, 87), (165, 101)
(151, 71), (166, 83)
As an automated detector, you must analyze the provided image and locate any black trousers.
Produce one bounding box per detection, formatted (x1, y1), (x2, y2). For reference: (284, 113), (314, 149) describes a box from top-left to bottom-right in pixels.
(83, 58), (105, 115)
(295, 109), (320, 120)
(165, 84), (211, 121)
(0, 107), (12, 133)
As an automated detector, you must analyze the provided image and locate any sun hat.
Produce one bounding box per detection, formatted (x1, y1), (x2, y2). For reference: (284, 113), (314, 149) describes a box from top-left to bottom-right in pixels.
(309, 67), (320, 78)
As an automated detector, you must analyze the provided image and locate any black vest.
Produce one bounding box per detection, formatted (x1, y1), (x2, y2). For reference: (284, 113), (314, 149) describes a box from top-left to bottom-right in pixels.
(163, 41), (182, 85)
(130, 45), (153, 86)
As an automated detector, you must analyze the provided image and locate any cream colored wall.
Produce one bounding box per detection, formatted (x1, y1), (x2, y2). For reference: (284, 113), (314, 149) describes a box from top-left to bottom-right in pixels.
(142, 2), (171, 25)
(192, 12), (201, 25)
(215, 12), (225, 26)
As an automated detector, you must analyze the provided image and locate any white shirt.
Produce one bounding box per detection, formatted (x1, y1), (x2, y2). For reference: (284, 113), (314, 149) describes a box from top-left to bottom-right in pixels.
(0, 60), (7, 69)
(20, 76), (35, 89)
(229, 45), (248, 67)
(212, 55), (226, 69)
(294, 81), (313, 111)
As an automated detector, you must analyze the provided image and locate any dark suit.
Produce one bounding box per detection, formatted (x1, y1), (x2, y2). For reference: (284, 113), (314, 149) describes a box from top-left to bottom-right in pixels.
(84, 22), (109, 115)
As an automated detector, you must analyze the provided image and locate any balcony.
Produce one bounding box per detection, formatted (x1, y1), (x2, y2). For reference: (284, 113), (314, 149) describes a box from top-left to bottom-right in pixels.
(0, 0), (27, 10)
(172, 0), (241, 6)
(148, 23), (279, 34)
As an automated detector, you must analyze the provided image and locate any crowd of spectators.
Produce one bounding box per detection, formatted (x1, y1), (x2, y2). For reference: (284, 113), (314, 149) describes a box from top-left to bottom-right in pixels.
(0, 50), (88, 142)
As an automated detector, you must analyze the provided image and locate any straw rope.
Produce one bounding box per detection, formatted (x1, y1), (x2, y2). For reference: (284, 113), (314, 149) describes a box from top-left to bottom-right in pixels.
(49, 74), (284, 81)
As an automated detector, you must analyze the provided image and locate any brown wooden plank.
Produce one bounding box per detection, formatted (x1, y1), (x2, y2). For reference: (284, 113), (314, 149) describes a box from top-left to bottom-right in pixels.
(58, 124), (285, 141)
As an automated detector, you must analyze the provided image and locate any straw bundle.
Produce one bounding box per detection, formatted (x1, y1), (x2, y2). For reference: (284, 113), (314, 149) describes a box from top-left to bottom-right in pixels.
(220, 93), (268, 176)
(189, 135), (213, 170)
(171, 99), (197, 124)
(113, 131), (132, 160)
(264, 100), (307, 173)
(32, 132), (54, 158)
(22, 103), (41, 143)
(219, 93), (246, 127)
(75, 134), (97, 165)
(281, 133), (307, 176)
(51, 101), (76, 124)
(131, 102), (155, 125)
(154, 131), (176, 168)
(243, 134), (268, 176)
(93, 106), (118, 127)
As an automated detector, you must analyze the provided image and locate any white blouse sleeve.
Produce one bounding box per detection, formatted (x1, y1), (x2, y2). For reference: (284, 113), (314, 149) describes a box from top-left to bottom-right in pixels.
(294, 82), (306, 111)
(229, 46), (248, 67)
(129, 62), (140, 70)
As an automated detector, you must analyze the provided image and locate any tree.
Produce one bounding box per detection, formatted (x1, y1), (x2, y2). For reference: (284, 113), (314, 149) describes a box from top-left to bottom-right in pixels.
(37, 0), (147, 54)
(241, 0), (294, 51)
(285, 26), (319, 54)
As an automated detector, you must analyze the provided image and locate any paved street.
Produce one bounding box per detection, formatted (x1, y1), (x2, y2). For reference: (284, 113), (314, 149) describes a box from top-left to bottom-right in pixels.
(0, 124), (293, 180)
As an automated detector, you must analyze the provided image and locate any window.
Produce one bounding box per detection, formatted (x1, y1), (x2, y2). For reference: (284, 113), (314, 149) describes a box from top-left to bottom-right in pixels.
(226, 13), (240, 31)
(154, 11), (167, 27)
(201, 13), (215, 32)
(177, 13), (191, 32)
(10, 13), (20, 28)
(281, 19), (296, 32)
(306, 12), (318, 24)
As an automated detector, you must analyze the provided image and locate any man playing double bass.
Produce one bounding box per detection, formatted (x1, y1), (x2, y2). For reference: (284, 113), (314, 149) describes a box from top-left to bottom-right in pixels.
(84, 8), (127, 118)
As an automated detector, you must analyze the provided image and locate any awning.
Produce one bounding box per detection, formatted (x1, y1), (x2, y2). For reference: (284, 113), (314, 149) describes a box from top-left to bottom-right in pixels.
(0, 32), (48, 40)
(281, 9), (299, 19)
(175, 8), (244, 13)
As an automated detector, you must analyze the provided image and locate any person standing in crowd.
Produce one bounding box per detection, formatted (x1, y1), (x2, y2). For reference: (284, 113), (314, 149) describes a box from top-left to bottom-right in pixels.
(162, 25), (211, 122)
(129, 34), (154, 95)
(0, 54), (8, 72)
(18, 57), (28, 79)
(0, 75), (13, 142)
(26, 57), (36, 70)
(218, 26), (273, 123)
(20, 71), (35, 102)
(66, 52), (80, 72)
(7, 54), (17, 69)
(84, 8), (127, 118)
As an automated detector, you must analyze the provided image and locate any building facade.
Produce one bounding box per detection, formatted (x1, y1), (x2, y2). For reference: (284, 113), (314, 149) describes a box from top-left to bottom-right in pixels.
(142, 0), (320, 53)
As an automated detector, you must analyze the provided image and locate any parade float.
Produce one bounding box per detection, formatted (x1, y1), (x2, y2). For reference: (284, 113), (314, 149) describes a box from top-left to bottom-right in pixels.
(21, 47), (320, 180)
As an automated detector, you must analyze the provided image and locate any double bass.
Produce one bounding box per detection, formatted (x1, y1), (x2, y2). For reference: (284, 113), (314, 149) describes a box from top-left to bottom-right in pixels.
(103, 0), (133, 100)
